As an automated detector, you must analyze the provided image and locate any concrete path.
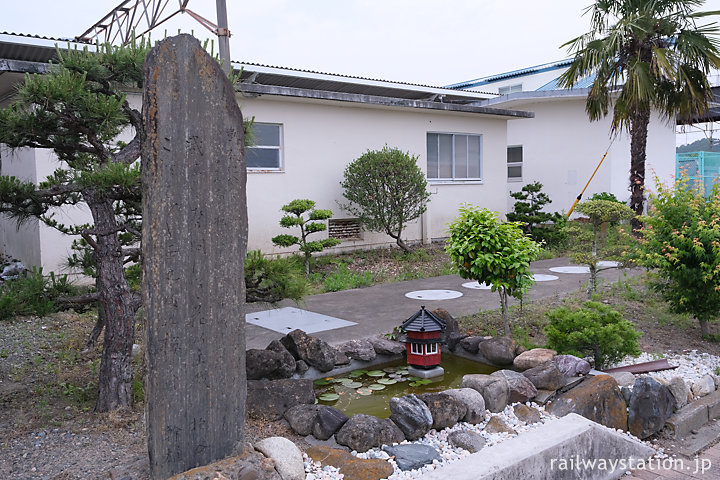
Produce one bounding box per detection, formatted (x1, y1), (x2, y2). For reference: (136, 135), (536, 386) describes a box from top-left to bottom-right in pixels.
(246, 257), (637, 349)
(626, 442), (720, 479)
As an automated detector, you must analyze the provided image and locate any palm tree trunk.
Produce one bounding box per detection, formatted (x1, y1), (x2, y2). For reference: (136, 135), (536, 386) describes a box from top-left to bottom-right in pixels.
(629, 108), (650, 231)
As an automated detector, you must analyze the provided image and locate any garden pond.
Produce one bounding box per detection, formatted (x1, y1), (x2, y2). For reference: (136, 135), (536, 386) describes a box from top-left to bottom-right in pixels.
(314, 354), (497, 418)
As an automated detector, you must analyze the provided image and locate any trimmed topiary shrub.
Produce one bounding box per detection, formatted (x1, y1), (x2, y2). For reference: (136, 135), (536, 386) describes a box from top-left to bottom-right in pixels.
(544, 301), (641, 369)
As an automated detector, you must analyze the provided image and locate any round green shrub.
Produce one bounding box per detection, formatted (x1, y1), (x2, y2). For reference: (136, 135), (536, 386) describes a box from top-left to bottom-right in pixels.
(543, 301), (641, 369)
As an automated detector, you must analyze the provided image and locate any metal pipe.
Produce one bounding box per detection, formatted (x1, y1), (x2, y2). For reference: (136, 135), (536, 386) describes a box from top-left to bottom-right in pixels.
(215, 0), (231, 74)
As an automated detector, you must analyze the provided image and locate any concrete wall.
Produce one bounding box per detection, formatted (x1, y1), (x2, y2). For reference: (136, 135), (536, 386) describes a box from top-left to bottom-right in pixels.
(475, 68), (566, 94)
(504, 97), (676, 215)
(240, 95), (512, 254)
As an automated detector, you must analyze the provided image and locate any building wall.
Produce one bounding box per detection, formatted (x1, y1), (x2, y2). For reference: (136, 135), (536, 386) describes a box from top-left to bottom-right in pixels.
(504, 98), (676, 215)
(464, 68), (567, 94)
(0, 146), (42, 267)
(240, 95), (513, 254)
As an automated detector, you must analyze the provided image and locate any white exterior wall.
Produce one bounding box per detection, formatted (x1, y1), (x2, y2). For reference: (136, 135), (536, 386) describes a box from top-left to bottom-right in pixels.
(477, 68), (566, 94)
(0, 146), (93, 276)
(239, 95), (512, 253)
(505, 98), (675, 214)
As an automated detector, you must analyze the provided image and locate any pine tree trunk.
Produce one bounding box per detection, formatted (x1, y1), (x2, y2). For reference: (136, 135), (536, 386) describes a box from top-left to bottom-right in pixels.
(630, 108), (650, 232)
(86, 191), (135, 412)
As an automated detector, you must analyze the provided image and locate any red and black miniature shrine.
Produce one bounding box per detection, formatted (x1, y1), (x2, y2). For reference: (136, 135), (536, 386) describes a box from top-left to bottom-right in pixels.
(400, 306), (446, 377)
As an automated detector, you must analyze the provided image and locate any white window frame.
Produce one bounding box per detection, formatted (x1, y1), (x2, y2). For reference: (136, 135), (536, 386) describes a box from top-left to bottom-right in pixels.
(247, 122), (283, 172)
(410, 343), (423, 355)
(425, 343), (438, 355)
(426, 132), (483, 183)
(507, 145), (523, 182)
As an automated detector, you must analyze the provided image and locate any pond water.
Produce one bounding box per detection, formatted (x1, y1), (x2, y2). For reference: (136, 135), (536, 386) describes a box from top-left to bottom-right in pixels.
(314, 354), (497, 418)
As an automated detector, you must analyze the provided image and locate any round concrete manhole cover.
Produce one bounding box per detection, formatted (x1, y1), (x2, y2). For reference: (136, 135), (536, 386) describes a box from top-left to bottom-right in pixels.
(597, 260), (620, 267)
(461, 281), (492, 290)
(549, 266), (591, 274)
(405, 289), (463, 300)
(533, 274), (559, 282)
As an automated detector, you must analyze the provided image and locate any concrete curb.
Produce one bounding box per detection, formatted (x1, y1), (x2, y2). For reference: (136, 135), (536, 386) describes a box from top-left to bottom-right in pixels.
(665, 390), (720, 439)
(422, 413), (654, 480)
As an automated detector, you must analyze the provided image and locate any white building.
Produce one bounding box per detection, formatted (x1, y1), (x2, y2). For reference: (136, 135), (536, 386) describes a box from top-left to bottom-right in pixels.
(0, 34), (677, 276)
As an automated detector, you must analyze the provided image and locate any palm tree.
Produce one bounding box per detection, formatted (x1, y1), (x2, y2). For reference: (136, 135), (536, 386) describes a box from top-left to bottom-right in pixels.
(559, 0), (720, 229)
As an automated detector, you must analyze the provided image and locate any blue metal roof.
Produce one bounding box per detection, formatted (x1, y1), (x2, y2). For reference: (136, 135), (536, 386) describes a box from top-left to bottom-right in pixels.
(446, 59), (574, 90)
(537, 72), (597, 91)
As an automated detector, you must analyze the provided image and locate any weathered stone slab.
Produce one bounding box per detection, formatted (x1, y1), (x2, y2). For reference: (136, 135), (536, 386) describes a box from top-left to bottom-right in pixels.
(143, 34), (247, 479)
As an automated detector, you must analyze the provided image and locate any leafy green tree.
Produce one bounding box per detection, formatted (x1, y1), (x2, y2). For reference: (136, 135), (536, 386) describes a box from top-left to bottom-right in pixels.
(272, 199), (341, 275)
(544, 301), (641, 369)
(569, 199), (635, 295)
(559, 0), (720, 228)
(0, 41), (150, 411)
(638, 180), (720, 336)
(446, 206), (540, 336)
(340, 146), (430, 253)
(506, 181), (566, 247)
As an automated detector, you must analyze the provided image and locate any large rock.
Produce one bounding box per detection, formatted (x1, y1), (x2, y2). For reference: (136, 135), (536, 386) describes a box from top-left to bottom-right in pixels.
(461, 374), (509, 413)
(430, 308), (459, 338)
(446, 332), (469, 352)
(246, 348), (295, 380)
(382, 444), (441, 471)
(280, 329), (336, 372)
(627, 377), (675, 439)
(389, 394), (433, 441)
(338, 339), (376, 362)
(307, 445), (394, 480)
(608, 371), (636, 388)
(513, 348), (557, 371)
(547, 374), (628, 430)
(335, 414), (405, 453)
(265, 340), (298, 378)
(522, 362), (565, 391)
(666, 376), (690, 409)
(369, 336), (406, 356)
(247, 379), (315, 420)
(692, 375), (716, 397)
(441, 388), (487, 424)
(255, 437), (305, 480)
(491, 370), (537, 403)
(333, 349), (351, 366)
(459, 336), (486, 354)
(553, 355), (591, 377)
(284, 404), (322, 436)
(478, 337), (517, 365)
(448, 430), (486, 453)
(418, 393), (467, 430)
(313, 406), (350, 440)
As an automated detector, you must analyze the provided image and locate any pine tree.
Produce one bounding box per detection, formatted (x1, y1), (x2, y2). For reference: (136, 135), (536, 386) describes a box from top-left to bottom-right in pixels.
(0, 41), (149, 411)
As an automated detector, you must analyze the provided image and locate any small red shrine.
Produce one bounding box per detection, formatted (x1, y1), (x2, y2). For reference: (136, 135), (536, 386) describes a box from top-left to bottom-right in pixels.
(400, 306), (446, 369)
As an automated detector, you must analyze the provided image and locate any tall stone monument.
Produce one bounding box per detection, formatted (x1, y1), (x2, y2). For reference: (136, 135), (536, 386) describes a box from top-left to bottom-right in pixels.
(142, 34), (247, 479)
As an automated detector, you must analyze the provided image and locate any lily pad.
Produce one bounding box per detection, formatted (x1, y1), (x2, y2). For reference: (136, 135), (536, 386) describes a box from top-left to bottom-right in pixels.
(383, 367), (398, 373)
(318, 393), (340, 402)
(349, 370), (366, 378)
(356, 388), (373, 396)
(409, 379), (433, 387)
(367, 370), (386, 377)
(368, 383), (386, 390)
(344, 381), (363, 389)
(377, 378), (397, 385)
(314, 378), (332, 386)
(338, 378), (355, 386)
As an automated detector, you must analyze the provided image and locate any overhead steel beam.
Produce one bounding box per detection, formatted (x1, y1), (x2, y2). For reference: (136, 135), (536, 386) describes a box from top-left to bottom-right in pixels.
(76, 0), (192, 44)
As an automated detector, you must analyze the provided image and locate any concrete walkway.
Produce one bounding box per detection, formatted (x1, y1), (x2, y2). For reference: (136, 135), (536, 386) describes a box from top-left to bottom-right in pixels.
(246, 256), (637, 349)
(626, 442), (720, 479)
